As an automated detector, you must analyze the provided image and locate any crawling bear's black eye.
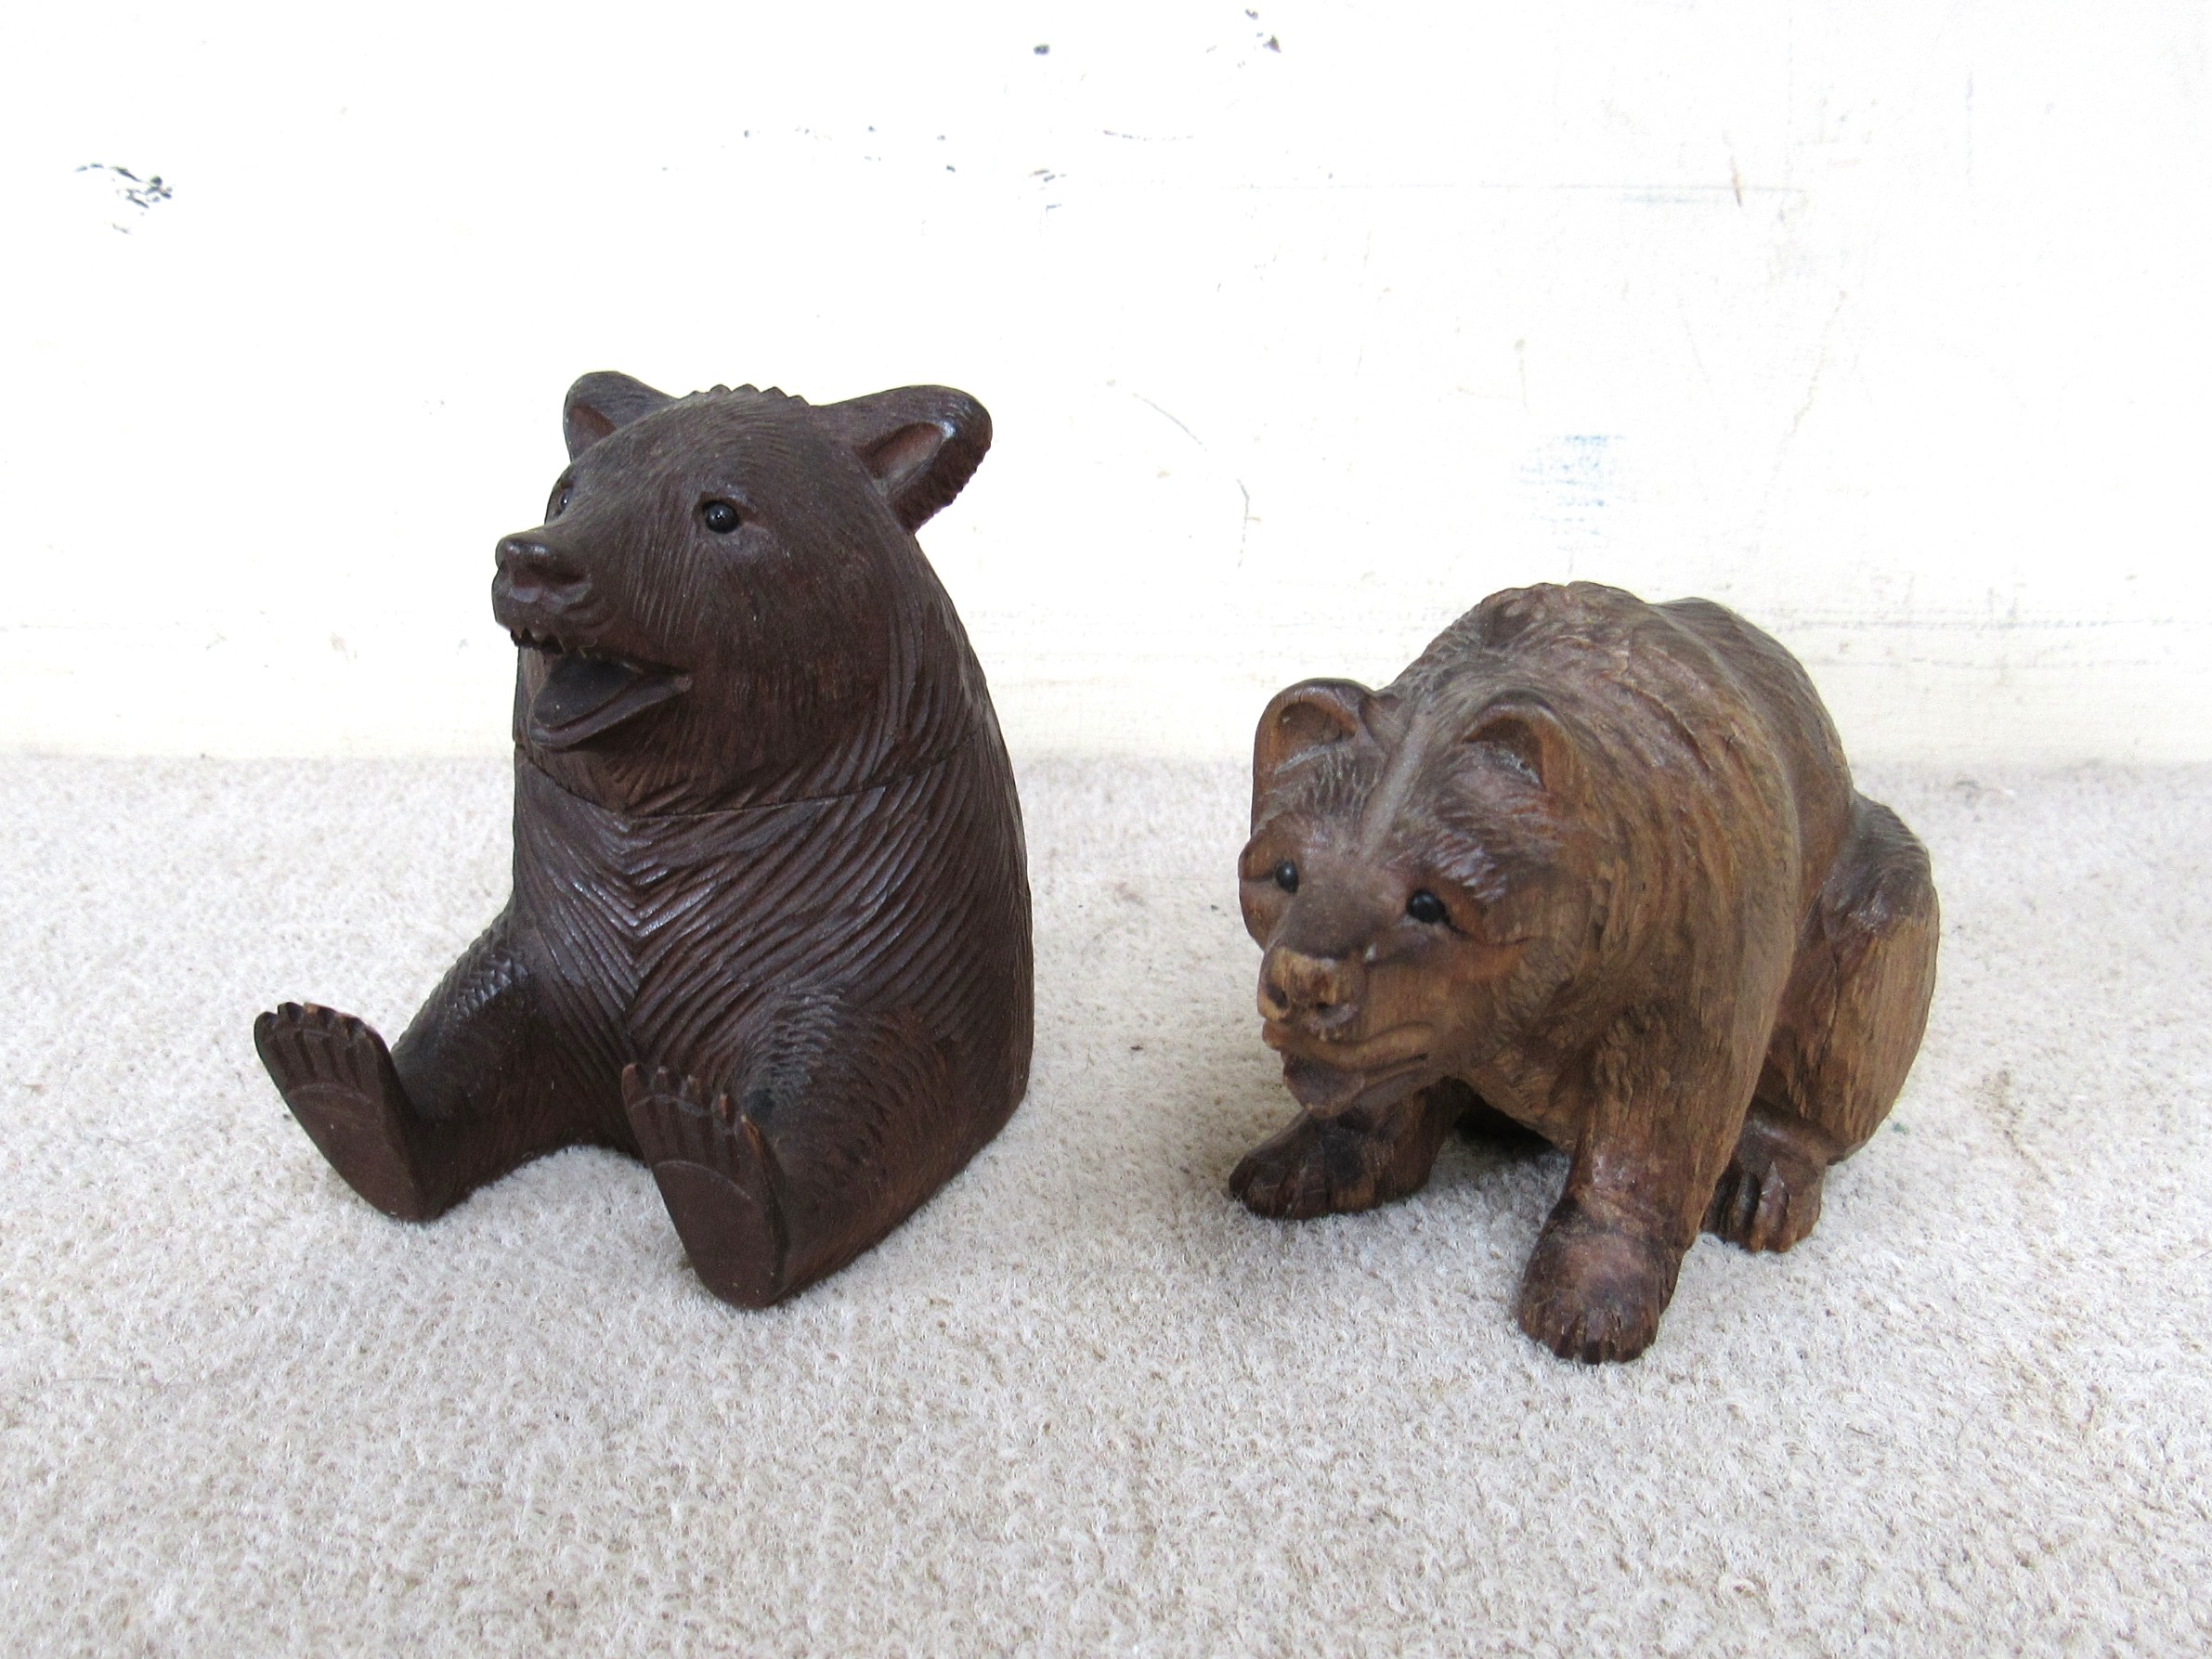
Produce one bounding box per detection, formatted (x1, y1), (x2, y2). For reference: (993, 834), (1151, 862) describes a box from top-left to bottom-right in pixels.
(1406, 889), (1447, 926)
(1272, 861), (1298, 894)
(547, 481), (573, 520)
(701, 499), (742, 534)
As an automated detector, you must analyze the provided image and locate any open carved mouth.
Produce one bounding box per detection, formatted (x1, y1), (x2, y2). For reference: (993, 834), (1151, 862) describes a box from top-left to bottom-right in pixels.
(1278, 1052), (1434, 1117)
(510, 626), (690, 751)
(1262, 1022), (1437, 1117)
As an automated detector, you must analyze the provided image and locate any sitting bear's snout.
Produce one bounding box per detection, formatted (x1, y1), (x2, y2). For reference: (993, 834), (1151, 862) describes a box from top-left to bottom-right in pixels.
(493, 535), (591, 613)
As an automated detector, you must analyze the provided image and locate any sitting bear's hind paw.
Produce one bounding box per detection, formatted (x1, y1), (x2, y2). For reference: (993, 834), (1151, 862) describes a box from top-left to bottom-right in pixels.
(254, 1002), (438, 1220)
(623, 1064), (790, 1309)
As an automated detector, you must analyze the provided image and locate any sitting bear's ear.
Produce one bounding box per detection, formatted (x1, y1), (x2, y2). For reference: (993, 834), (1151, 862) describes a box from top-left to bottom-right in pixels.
(1464, 695), (1577, 791)
(813, 387), (993, 532)
(564, 371), (675, 460)
(1256, 680), (1374, 784)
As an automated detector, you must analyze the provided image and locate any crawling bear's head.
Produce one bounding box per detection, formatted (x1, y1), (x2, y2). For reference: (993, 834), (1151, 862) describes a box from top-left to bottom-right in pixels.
(491, 372), (990, 808)
(1237, 675), (1597, 1118)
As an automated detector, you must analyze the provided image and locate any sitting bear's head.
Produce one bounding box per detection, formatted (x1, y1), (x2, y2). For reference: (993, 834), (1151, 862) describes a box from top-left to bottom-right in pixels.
(1236, 673), (1597, 1118)
(492, 372), (990, 810)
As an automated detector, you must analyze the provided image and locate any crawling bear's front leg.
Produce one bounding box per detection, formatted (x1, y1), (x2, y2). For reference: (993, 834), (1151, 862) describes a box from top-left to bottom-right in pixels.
(1511, 1007), (1757, 1364)
(1515, 1199), (1687, 1365)
(1232, 1082), (1463, 1220)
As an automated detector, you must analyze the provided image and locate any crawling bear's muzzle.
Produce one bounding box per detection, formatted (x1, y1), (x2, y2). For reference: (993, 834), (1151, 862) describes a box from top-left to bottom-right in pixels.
(1258, 944), (1365, 1036)
(1257, 944), (1437, 1117)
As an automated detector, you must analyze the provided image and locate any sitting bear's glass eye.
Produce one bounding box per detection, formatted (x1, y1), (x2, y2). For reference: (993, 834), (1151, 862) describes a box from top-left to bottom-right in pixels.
(1406, 889), (1447, 925)
(547, 481), (574, 520)
(1272, 861), (1298, 893)
(701, 499), (742, 534)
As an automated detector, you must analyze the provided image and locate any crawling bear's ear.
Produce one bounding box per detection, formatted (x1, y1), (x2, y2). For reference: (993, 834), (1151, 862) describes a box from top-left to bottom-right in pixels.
(813, 386), (992, 532)
(1256, 679), (1374, 784)
(564, 371), (675, 460)
(1464, 694), (1578, 791)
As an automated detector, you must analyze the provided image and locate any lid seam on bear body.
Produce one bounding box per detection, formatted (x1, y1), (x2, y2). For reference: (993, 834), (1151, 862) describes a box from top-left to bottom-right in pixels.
(516, 720), (985, 823)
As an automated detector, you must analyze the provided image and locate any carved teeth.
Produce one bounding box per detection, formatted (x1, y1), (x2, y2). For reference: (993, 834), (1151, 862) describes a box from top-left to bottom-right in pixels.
(510, 627), (586, 655)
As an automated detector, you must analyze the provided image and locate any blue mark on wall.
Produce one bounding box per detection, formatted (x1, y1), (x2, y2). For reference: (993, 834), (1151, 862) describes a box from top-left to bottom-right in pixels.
(1522, 434), (1619, 574)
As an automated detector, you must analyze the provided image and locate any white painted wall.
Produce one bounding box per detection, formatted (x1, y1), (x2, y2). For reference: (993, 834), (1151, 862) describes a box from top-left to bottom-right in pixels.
(4, 2), (2205, 763)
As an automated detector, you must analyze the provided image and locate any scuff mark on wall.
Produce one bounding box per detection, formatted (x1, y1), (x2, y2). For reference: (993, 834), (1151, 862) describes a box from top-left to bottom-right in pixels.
(1126, 388), (1257, 565)
(76, 162), (173, 233)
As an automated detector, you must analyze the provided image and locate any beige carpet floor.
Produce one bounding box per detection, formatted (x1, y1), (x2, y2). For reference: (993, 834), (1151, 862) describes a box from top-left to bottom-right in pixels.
(1, 756), (2206, 1656)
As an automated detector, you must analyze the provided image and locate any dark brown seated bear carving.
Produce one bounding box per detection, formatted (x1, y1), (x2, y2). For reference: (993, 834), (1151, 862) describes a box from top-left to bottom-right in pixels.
(255, 373), (1032, 1307)
(1233, 582), (1937, 1363)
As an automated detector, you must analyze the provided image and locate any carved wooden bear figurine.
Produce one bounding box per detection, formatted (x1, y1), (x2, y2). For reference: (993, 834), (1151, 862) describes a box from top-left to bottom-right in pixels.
(1234, 582), (1937, 1363)
(256, 373), (1033, 1307)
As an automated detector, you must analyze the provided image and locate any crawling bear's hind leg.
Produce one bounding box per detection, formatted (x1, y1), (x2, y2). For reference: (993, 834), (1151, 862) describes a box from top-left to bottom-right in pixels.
(1711, 795), (1939, 1253)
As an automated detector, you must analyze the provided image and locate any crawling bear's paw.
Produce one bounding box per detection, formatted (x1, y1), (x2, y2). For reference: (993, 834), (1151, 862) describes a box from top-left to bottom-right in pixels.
(1516, 1206), (1684, 1365)
(1705, 1108), (1829, 1253)
(1231, 1103), (1446, 1221)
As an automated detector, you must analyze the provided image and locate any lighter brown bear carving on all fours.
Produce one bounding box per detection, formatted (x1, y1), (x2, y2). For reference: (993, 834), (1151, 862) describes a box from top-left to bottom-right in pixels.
(254, 373), (1032, 1307)
(1234, 583), (1938, 1363)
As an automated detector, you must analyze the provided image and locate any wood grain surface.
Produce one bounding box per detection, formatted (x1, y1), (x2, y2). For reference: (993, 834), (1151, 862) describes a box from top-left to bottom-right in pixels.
(256, 374), (1033, 1305)
(1235, 582), (1938, 1362)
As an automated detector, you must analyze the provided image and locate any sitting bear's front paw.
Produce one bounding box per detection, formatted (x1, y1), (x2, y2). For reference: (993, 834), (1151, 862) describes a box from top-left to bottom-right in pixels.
(1515, 1206), (1685, 1365)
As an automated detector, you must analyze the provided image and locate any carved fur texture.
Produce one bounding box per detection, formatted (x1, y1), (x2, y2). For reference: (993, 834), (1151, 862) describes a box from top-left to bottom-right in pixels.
(256, 374), (1033, 1306)
(1235, 582), (1938, 1363)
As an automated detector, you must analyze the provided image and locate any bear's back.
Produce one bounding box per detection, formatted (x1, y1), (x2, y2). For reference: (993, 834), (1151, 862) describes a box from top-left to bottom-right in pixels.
(1438, 584), (1842, 791)
(1396, 583), (1857, 916)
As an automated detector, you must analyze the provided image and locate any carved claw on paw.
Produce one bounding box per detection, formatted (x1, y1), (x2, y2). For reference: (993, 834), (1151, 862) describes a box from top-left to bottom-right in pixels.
(1231, 1110), (1428, 1220)
(254, 1002), (438, 1219)
(1705, 1147), (1826, 1253)
(623, 1063), (790, 1309)
(1515, 1210), (1683, 1365)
